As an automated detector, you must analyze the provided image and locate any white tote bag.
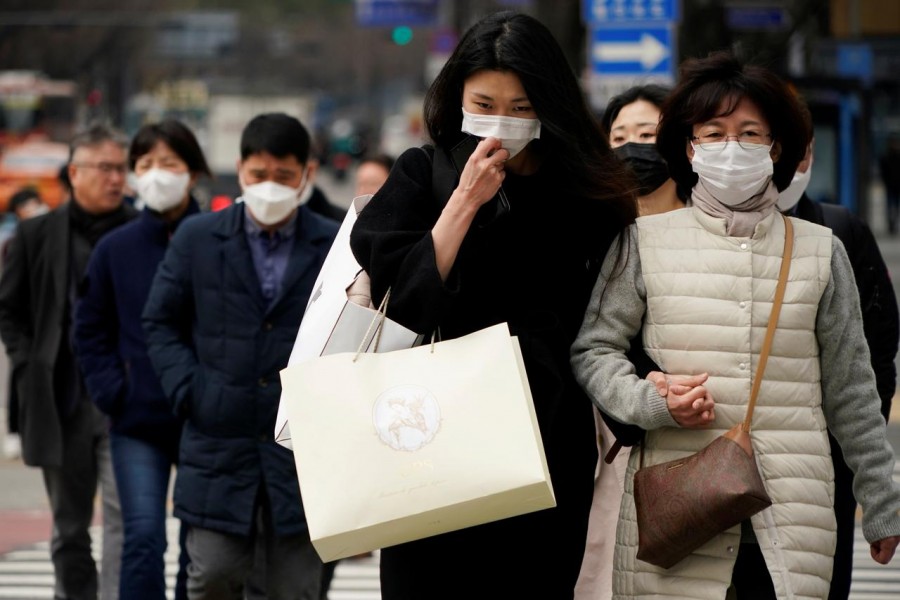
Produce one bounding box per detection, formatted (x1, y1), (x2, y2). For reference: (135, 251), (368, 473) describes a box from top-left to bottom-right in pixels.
(279, 322), (556, 562)
(274, 195), (421, 449)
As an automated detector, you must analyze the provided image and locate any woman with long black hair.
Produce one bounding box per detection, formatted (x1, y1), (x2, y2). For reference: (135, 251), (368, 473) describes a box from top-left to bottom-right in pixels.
(349, 10), (636, 599)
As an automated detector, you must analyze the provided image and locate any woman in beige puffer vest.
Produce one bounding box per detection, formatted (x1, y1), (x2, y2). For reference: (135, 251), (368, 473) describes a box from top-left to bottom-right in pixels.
(572, 51), (900, 600)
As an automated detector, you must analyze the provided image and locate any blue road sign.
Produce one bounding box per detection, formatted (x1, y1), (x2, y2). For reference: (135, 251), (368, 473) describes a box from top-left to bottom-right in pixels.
(584, 0), (679, 24)
(355, 0), (439, 27)
(590, 26), (674, 77)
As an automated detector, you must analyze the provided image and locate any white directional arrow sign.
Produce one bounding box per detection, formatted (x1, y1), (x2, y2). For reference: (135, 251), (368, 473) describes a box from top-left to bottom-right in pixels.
(593, 32), (670, 70)
(590, 26), (675, 76)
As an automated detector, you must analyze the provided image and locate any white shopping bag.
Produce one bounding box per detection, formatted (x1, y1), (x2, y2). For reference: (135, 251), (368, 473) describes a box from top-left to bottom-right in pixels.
(274, 195), (421, 449)
(279, 322), (556, 562)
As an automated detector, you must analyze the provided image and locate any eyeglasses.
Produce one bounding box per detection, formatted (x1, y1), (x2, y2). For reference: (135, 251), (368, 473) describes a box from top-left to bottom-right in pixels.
(690, 132), (773, 152)
(72, 162), (128, 175)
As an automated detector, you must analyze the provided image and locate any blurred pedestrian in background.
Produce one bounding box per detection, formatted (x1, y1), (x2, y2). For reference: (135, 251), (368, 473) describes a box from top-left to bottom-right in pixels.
(575, 83), (681, 600)
(0, 123), (136, 600)
(879, 134), (900, 234)
(1, 188), (50, 260)
(777, 99), (899, 600)
(353, 153), (394, 197)
(73, 119), (212, 600)
(8, 187), (50, 221)
(572, 51), (900, 599)
(142, 113), (337, 599)
(349, 11), (636, 598)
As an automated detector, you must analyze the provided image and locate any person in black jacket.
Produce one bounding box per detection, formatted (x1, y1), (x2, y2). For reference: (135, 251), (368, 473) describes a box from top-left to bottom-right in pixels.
(142, 113), (337, 599)
(349, 11), (637, 599)
(777, 120), (899, 600)
(74, 120), (211, 600)
(0, 123), (136, 600)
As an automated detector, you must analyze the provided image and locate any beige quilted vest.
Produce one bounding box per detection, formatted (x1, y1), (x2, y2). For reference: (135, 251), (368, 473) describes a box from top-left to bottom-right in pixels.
(614, 207), (836, 600)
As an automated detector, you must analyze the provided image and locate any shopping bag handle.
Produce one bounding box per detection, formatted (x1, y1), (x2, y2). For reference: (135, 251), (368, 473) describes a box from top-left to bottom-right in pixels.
(353, 288), (391, 362)
(351, 287), (441, 360)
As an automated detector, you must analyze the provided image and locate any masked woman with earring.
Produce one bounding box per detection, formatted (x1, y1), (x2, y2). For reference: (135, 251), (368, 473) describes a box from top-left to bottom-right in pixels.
(350, 11), (636, 599)
(73, 120), (211, 600)
(572, 51), (900, 599)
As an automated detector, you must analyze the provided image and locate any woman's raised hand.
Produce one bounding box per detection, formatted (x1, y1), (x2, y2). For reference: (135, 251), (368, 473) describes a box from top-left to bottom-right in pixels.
(455, 137), (510, 209)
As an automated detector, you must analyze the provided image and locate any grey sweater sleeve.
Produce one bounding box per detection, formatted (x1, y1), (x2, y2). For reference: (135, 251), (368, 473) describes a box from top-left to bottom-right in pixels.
(570, 226), (679, 430)
(818, 237), (900, 543)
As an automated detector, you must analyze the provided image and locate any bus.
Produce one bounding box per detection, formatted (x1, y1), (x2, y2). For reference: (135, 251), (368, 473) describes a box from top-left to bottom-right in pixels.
(0, 71), (77, 211)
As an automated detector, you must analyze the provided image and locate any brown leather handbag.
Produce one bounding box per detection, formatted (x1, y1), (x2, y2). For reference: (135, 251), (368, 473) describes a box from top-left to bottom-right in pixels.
(633, 215), (793, 570)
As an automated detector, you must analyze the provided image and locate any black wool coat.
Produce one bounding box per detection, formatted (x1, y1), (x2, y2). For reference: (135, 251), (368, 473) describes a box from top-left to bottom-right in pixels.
(349, 146), (623, 599)
(0, 202), (136, 467)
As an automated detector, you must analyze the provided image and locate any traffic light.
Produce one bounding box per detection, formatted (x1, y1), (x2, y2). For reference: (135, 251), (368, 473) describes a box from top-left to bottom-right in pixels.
(391, 26), (413, 46)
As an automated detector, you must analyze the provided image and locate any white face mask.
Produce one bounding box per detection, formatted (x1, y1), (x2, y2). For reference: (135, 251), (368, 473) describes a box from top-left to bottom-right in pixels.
(690, 141), (774, 207)
(297, 179), (314, 205)
(776, 156), (814, 212)
(460, 108), (541, 159)
(240, 177), (305, 226)
(135, 169), (190, 213)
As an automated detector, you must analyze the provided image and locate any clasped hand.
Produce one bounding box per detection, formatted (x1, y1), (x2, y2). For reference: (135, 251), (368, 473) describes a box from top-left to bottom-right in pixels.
(646, 371), (715, 429)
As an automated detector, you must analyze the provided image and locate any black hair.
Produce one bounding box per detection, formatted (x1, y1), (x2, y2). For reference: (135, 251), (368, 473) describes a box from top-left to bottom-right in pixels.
(8, 187), (40, 214)
(129, 119), (212, 176)
(360, 153), (395, 173)
(600, 84), (672, 136)
(240, 113), (311, 164)
(656, 51), (810, 196)
(423, 10), (637, 241)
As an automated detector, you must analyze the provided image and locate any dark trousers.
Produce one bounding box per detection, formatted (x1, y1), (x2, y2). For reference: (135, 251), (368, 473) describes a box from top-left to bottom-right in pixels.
(829, 435), (857, 600)
(41, 400), (122, 600)
(110, 433), (188, 600)
(184, 495), (322, 600)
(730, 542), (777, 600)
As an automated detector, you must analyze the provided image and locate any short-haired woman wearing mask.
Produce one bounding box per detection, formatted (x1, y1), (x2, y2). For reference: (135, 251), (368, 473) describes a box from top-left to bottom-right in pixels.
(350, 11), (636, 599)
(571, 52), (900, 599)
(74, 119), (211, 600)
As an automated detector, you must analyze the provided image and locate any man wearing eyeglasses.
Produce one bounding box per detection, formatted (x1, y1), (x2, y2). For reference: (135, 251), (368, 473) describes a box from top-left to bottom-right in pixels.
(0, 123), (136, 600)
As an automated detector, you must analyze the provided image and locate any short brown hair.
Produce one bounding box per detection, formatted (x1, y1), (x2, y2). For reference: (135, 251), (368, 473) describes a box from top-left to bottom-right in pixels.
(656, 51), (810, 197)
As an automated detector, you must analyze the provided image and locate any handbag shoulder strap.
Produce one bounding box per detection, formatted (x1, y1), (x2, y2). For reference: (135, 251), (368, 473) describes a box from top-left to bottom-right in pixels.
(742, 215), (794, 432)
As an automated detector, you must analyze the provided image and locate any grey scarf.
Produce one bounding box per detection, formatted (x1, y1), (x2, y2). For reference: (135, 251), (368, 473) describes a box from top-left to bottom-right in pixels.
(690, 178), (779, 237)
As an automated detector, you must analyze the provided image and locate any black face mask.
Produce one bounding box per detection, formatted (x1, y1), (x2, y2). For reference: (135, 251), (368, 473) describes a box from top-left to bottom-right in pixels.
(613, 142), (670, 196)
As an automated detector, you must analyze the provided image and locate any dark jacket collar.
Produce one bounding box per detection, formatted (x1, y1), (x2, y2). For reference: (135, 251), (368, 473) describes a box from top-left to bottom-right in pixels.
(211, 203), (335, 245)
(139, 197), (201, 240)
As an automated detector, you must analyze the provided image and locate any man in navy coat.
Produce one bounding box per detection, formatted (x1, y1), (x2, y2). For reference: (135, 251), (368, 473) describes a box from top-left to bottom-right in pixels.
(142, 113), (338, 599)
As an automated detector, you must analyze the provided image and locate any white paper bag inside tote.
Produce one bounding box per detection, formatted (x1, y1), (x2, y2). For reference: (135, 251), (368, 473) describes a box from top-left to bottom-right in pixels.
(274, 194), (421, 449)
